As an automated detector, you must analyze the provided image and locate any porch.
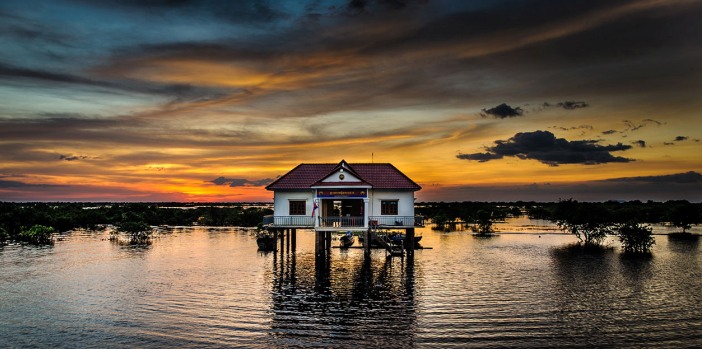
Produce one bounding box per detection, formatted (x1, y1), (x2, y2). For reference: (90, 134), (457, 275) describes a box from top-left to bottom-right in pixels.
(266, 215), (424, 229)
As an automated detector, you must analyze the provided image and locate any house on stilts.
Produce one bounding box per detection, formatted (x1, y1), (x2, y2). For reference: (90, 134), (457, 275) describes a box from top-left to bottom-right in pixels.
(264, 160), (423, 256)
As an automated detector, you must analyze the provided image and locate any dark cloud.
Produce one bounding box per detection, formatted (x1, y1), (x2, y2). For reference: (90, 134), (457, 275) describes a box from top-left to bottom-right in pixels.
(0, 63), (235, 104)
(0, 63), (100, 86)
(348, 0), (416, 12)
(601, 119), (666, 136)
(211, 176), (274, 187)
(85, 0), (287, 23)
(543, 101), (589, 110)
(480, 103), (523, 119)
(419, 176), (702, 202)
(0, 179), (65, 189)
(604, 171), (702, 184)
(623, 119), (665, 133)
(675, 136), (688, 142)
(643, 119), (663, 126)
(632, 140), (646, 148)
(550, 125), (593, 133)
(58, 154), (88, 161)
(457, 130), (633, 166)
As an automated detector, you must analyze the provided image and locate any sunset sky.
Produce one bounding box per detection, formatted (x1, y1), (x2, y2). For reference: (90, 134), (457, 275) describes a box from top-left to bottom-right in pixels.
(1, 0), (701, 202)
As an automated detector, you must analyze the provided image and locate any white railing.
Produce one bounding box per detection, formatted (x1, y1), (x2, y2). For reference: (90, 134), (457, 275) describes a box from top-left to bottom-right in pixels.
(268, 215), (425, 228)
(319, 216), (364, 228)
(272, 216), (315, 227)
(369, 216), (424, 227)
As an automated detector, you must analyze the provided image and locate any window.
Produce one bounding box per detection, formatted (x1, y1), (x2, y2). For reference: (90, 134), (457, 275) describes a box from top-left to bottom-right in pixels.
(289, 200), (306, 215)
(381, 200), (398, 215)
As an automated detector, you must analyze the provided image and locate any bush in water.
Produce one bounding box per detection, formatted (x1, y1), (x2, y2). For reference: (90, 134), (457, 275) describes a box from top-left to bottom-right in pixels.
(617, 221), (655, 254)
(18, 225), (55, 245)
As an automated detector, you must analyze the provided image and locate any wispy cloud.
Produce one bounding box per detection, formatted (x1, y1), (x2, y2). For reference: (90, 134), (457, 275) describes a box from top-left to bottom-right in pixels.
(211, 176), (275, 187)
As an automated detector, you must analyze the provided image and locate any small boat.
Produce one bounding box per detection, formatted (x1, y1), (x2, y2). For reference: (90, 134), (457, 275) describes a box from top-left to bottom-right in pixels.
(388, 231), (423, 245)
(256, 230), (277, 251)
(339, 231), (355, 248)
(388, 231), (405, 244)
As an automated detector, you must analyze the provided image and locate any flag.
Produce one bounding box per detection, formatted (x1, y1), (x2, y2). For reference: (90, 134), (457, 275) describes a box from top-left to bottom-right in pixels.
(311, 201), (318, 217)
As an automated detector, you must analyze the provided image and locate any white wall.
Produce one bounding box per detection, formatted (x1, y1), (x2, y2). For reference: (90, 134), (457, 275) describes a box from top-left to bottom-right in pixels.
(273, 189), (415, 217)
(369, 190), (415, 216)
(273, 190), (315, 216)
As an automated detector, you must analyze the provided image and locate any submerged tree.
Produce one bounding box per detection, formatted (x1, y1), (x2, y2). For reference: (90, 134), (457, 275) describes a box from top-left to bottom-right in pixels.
(17, 225), (55, 245)
(554, 199), (614, 247)
(471, 209), (495, 236)
(667, 200), (701, 234)
(117, 212), (153, 245)
(617, 221), (655, 254)
(0, 227), (9, 245)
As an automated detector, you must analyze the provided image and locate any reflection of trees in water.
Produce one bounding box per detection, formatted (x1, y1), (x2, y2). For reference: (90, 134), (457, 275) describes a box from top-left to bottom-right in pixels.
(548, 244), (702, 347)
(266, 249), (417, 348)
(549, 245), (621, 346)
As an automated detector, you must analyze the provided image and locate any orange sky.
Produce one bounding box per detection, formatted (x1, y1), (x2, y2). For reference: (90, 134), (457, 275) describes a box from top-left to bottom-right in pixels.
(1, 0), (701, 202)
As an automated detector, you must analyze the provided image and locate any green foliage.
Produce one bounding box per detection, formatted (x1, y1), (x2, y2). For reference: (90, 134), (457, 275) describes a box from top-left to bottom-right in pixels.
(0, 227), (9, 245)
(18, 225), (55, 245)
(0, 203), (273, 238)
(117, 212), (152, 245)
(617, 221), (655, 254)
(554, 199), (614, 246)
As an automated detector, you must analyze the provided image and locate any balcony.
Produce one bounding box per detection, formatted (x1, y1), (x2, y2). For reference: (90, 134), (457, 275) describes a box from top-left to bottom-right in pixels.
(265, 215), (425, 229)
(319, 216), (364, 228)
(270, 216), (315, 227)
(369, 216), (424, 228)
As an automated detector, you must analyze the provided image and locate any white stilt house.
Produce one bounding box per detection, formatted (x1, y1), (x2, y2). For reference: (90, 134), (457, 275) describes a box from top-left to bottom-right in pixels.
(265, 160), (423, 230)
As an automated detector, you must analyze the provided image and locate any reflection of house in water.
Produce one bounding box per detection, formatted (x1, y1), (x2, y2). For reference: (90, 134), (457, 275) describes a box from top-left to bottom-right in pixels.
(259, 160), (422, 346)
(265, 245), (418, 348)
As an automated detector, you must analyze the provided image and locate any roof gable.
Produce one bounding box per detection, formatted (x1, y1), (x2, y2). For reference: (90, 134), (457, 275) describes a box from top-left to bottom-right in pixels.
(265, 160), (421, 191)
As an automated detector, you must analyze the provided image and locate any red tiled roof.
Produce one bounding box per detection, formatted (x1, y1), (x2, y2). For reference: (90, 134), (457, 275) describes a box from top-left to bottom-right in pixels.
(266, 161), (421, 191)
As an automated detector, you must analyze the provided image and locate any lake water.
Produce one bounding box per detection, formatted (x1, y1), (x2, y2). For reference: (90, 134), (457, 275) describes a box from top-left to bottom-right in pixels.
(1, 219), (701, 348)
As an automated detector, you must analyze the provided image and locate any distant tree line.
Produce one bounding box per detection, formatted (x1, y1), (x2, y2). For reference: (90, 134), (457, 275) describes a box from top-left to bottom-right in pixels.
(416, 199), (701, 254)
(416, 200), (701, 231)
(0, 202), (273, 245)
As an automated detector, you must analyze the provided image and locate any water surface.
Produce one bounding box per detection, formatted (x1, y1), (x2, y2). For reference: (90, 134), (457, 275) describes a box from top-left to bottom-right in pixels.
(1, 222), (701, 348)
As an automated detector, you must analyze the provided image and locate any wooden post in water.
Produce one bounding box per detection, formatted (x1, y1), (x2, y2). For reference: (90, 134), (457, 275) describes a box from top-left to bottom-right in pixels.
(280, 229), (285, 254)
(291, 228), (296, 252)
(364, 227), (371, 257)
(406, 228), (415, 256)
(315, 231), (323, 257)
(286, 229), (290, 252)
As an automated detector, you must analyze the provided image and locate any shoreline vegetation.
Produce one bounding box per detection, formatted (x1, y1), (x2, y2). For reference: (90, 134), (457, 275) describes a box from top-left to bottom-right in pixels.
(0, 201), (700, 251)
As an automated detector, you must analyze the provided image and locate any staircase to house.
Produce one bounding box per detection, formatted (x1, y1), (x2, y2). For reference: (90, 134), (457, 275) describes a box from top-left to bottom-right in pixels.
(369, 227), (404, 257)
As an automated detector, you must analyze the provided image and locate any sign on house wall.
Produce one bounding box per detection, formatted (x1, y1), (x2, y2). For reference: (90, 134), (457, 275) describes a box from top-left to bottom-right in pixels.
(317, 189), (367, 198)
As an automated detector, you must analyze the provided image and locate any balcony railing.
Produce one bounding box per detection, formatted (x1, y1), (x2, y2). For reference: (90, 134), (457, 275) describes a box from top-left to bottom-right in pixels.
(266, 215), (425, 228)
(369, 216), (424, 227)
(272, 216), (315, 227)
(319, 216), (364, 228)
